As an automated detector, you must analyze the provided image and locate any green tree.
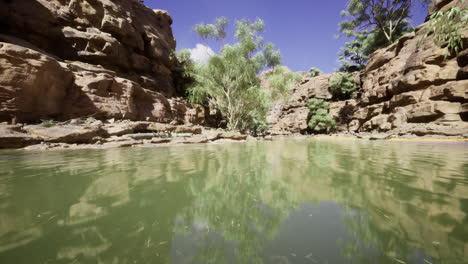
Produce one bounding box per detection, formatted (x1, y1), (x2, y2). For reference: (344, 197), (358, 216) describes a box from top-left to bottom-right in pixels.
(175, 50), (194, 78)
(337, 31), (388, 72)
(309, 67), (322, 77)
(329, 73), (358, 99)
(339, 0), (429, 44)
(186, 18), (294, 131)
(338, 0), (430, 71)
(308, 98), (336, 133)
(264, 66), (301, 100)
(193, 17), (229, 41)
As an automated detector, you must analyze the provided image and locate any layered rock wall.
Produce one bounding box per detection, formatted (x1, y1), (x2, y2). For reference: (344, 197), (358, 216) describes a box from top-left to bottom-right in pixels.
(0, 0), (215, 125)
(268, 0), (467, 137)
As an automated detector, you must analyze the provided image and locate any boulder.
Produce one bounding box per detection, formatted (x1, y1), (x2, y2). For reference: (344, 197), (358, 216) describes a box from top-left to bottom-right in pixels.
(179, 135), (210, 144)
(147, 123), (202, 134)
(0, 124), (41, 149)
(203, 130), (222, 141)
(102, 121), (150, 136)
(23, 124), (103, 144)
(149, 137), (172, 144)
(219, 132), (248, 140)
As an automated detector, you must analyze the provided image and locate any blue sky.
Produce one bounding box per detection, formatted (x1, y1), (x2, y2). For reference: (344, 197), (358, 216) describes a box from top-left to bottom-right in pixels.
(146, 1), (428, 73)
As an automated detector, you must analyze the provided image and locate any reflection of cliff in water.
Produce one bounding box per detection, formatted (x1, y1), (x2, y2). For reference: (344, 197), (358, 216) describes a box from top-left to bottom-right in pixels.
(0, 143), (297, 263)
(266, 139), (468, 263)
(0, 139), (466, 263)
(0, 146), (212, 263)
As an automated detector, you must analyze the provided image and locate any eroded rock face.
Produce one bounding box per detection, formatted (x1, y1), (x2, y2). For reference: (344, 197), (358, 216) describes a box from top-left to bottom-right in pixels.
(266, 74), (332, 135)
(0, 0), (177, 94)
(0, 0), (215, 126)
(267, 0), (468, 137)
(0, 43), (75, 122)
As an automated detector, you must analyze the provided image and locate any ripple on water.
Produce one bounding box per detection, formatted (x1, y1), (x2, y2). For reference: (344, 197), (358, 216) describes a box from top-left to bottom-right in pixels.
(0, 139), (467, 264)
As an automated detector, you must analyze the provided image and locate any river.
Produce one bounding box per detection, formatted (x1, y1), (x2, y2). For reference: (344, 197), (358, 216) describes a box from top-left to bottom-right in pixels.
(0, 138), (467, 264)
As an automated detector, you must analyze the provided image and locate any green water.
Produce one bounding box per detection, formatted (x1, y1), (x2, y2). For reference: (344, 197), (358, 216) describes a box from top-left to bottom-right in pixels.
(0, 139), (467, 264)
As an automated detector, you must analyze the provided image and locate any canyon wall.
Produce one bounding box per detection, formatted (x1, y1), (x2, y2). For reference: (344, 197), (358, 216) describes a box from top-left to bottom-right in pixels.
(268, 0), (468, 137)
(0, 0), (214, 125)
(0, 0), (466, 138)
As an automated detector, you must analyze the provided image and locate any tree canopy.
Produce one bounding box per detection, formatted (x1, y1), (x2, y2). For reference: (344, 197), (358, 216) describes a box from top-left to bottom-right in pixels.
(338, 0), (430, 71)
(182, 18), (299, 131)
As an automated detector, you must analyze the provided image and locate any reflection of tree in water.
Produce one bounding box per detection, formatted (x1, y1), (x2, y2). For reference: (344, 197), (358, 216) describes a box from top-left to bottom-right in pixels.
(304, 140), (468, 264)
(0, 146), (218, 264)
(1, 140), (467, 264)
(175, 143), (297, 264)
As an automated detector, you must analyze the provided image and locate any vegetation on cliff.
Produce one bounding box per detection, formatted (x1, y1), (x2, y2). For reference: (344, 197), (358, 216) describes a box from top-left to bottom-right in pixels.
(337, 0), (431, 71)
(307, 98), (336, 133)
(308, 67), (322, 77)
(425, 2), (467, 55)
(329, 73), (359, 100)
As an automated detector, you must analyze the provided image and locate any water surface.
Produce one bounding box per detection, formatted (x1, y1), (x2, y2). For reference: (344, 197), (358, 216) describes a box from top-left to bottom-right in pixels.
(0, 139), (467, 264)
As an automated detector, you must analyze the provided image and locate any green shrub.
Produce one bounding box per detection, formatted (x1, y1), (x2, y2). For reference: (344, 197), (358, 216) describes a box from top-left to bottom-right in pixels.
(40, 120), (55, 128)
(329, 73), (358, 99)
(307, 98), (335, 133)
(309, 67), (322, 77)
(308, 98), (329, 113)
(266, 66), (301, 100)
(427, 2), (467, 55)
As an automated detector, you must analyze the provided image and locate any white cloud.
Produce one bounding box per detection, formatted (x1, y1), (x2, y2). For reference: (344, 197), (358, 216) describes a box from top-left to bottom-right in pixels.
(189, 44), (215, 64)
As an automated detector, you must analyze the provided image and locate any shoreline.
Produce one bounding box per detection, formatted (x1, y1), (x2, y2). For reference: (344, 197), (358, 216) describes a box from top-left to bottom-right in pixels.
(1, 120), (467, 152)
(313, 135), (468, 143)
(1, 133), (467, 153)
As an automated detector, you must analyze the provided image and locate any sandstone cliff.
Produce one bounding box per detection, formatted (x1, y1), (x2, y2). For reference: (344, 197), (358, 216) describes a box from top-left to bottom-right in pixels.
(268, 0), (467, 137)
(0, 0), (213, 125)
